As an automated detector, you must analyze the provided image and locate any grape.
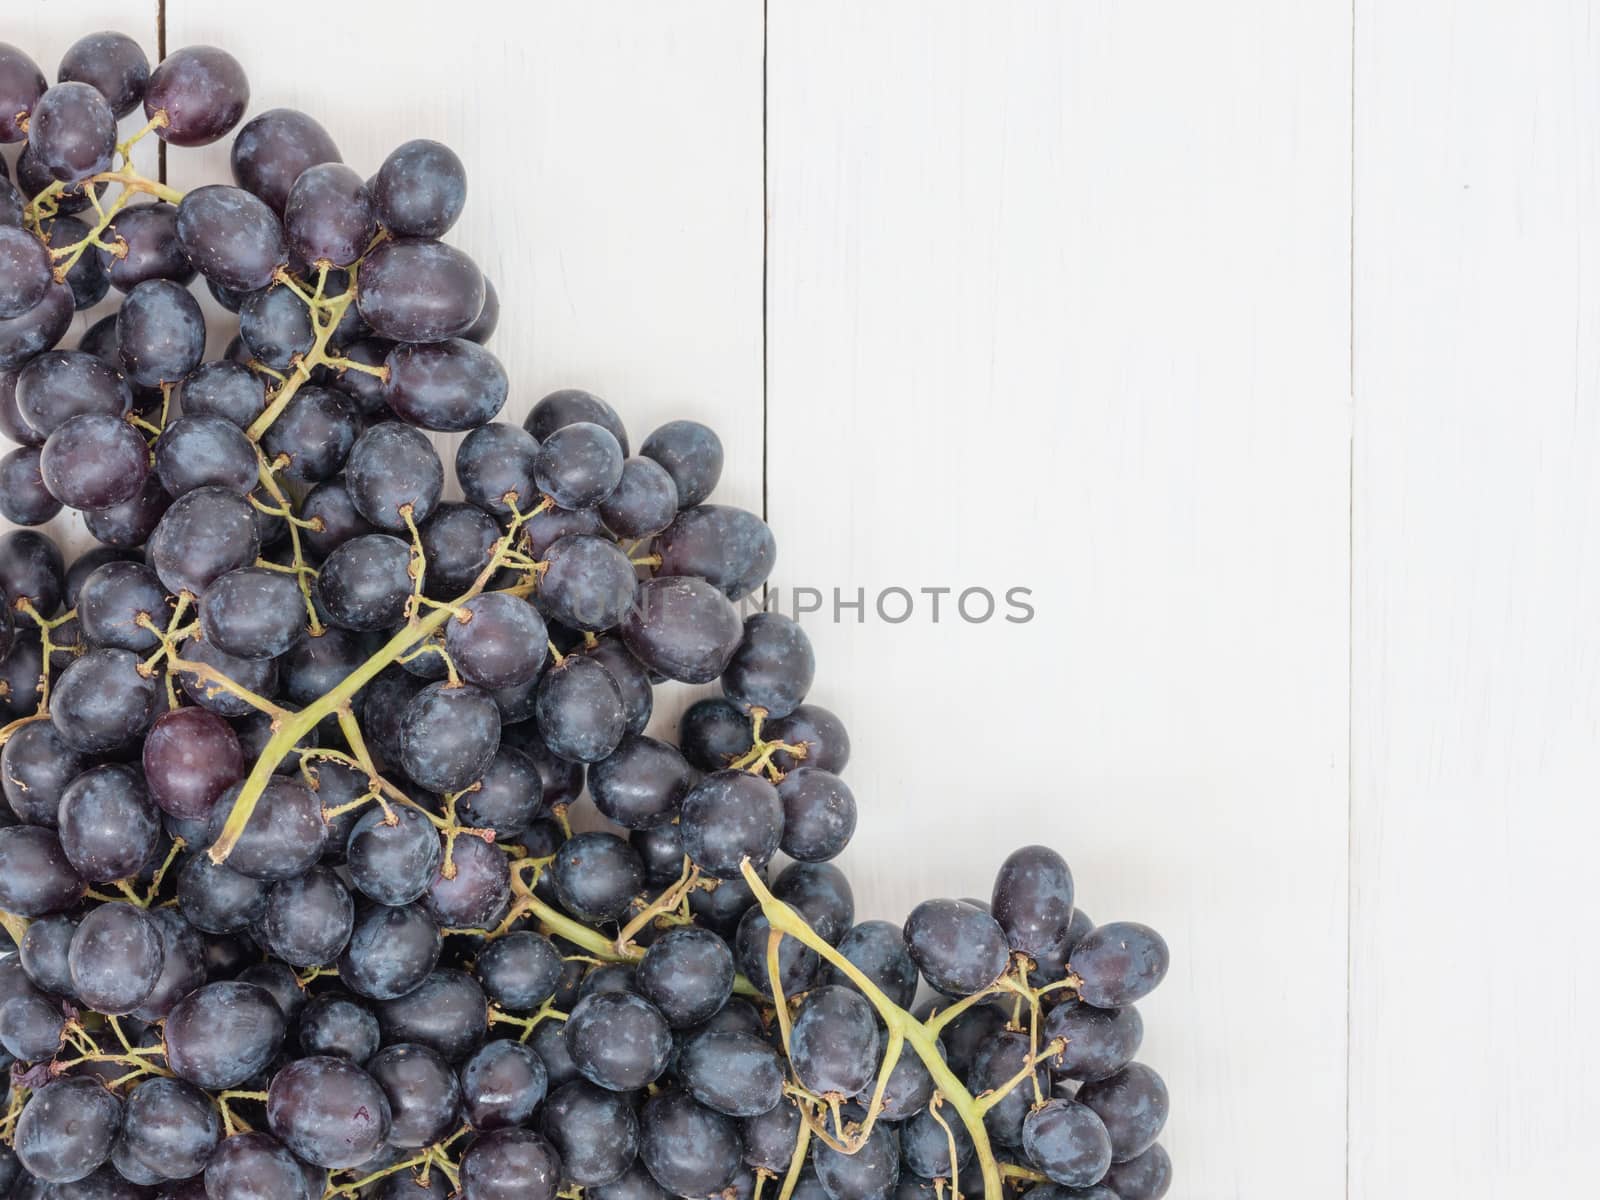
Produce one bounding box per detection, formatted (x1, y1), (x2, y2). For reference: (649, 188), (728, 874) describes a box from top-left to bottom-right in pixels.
(148, 486), (261, 597)
(0, 366), (42, 444)
(641, 420), (723, 508)
(454, 745), (543, 837)
(68, 901), (163, 1014)
(680, 770), (783, 879)
(165, 980), (286, 1089)
(280, 625), (367, 704)
(0, 826), (86, 915)
(1020, 1100), (1113, 1189)
(723, 614), (814, 719)
(623, 577), (743, 684)
(741, 1095), (800, 1173)
(39, 413), (146, 510)
(315, 533), (413, 631)
(1103, 1143), (1172, 1199)
(265, 1055), (392, 1169)
(0, 177), (21, 226)
(900, 1104), (972, 1178)
(523, 501), (608, 558)
(564, 989), (671, 1091)
(0, 43), (47, 143)
(204, 777), (326, 880)
(174, 634), (276, 716)
(238, 283), (314, 369)
(538, 534), (636, 632)
(0, 446), (61, 525)
(175, 185), (288, 292)
(461, 1127), (562, 1200)
(372, 139), (467, 238)
(58, 763), (160, 881)
(532, 422), (624, 510)
(375, 969), (488, 1063)
(827, 920), (918, 1009)
(655, 505), (776, 602)
(14, 1075), (122, 1183)
(357, 240), (484, 343)
(284, 163), (376, 268)
(58, 31), (150, 118)
(772, 862), (854, 945)
(301, 478), (377, 559)
(598, 455), (679, 540)
(589, 734), (696, 831)
(41, 214), (110, 309)
(27, 82), (116, 182)
(421, 832), (509, 928)
(19, 912), (78, 993)
(0, 282), (73, 370)
(457, 1038), (547, 1131)
(766, 705), (851, 774)
(1073, 1063), (1168, 1163)
(1068, 922), (1170, 1009)
(970, 1031), (1048, 1146)
(77, 560), (172, 652)
(382, 337), (508, 431)
(443, 593), (547, 689)
(679, 1030), (785, 1118)
(550, 831), (645, 923)
(0, 226), (54, 319)
(176, 851), (267, 934)
(0, 528), (60, 610)
(198, 567), (307, 660)
(399, 681), (501, 792)
(679, 698), (753, 772)
(118, 278), (206, 386)
(338, 902), (441, 1001)
(0, 991), (66, 1061)
(1042, 1000), (1143, 1084)
(347, 803), (442, 906)
(526, 389), (630, 455)
(790, 985), (881, 1097)
(145, 46), (248, 146)
(815, 1122), (901, 1200)
(535, 655), (625, 763)
(261, 385), (359, 482)
(777, 768), (856, 864)
(903, 900), (1010, 997)
(345, 421), (444, 530)
(82, 471), (171, 548)
(298, 993), (380, 1064)
(133, 905), (208, 1020)
(180, 360), (267, 428)
(991, 845), (1075, 957)
(121, 1077), (220, 1180)
(638, 1090), (742, 1198)
(261, 865), (354, 966)
(15, 349), (131, 435)
(96, 202), (189, 295)
(204, 1131), (317, 1200)
(231, 108), (341, 214)
(464, 276), (500, 342)
(417, 501), (498, 596)
(50, 647), (161, 752)
(456, 422), (539, 517)
(473, 930), (562, 1013)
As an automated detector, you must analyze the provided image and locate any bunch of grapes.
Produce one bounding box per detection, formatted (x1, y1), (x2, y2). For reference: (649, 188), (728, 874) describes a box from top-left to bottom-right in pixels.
(0, 28), (1173, 1200)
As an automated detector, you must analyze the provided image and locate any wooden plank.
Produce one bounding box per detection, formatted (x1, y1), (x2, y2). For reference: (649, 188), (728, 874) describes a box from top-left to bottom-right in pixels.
(1, 3), (162, 560)
(766, 2), (1352, 1194)
(1352, 3), (1600, 1193)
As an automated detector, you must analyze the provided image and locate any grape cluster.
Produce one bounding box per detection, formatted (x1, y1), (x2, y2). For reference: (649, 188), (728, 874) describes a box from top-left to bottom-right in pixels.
(0, 28), (1173, 1200)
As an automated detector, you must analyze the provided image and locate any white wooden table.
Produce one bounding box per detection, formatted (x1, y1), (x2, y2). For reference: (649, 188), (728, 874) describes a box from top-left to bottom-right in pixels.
(8, 2), (1598, 1195)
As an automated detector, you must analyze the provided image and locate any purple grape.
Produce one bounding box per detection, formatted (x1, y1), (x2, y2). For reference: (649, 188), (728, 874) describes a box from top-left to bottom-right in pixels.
(145, 45), (249, 146)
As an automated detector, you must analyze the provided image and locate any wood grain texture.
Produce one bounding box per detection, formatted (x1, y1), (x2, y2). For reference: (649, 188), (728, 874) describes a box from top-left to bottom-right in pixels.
(2, 2), (161, 562)
(765, 2), (1352, 1194)
(1352, 3), (1600, 1194)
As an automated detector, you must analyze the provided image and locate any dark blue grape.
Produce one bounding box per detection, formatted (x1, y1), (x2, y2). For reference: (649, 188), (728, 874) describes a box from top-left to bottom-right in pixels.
(0, 227), (53, 321)
(970, 1030), (1048, 1146)
(27, 82), (115, 182)
(266, 1055), (391, 1168)
(373, 139), (467, 238)
(382, 337), (507, 431)
(462, 1128), (562, 1200)
(455, 745), (543, 837)
(679, 698), (752, 772)
(99, 201), (191, 292)
(523, 501), (607, 558)
(582, 638), (652, 734)
(59, 32), (149, 118)
(345, 420), (443, 531)
(1068, 923), (1169, 1009)
(526, 390), (629, 455)
(533, 421), (623, 510)
(39, 412), (147, 510)
(42, 214), (110, 309)
(767, 705), (850, 774)
(589, 735), (696, 831)
(204, 777), (326, 880)
(261, 384), (359, 482)
(598, 455), (678, 540)
(640, 420), (722, 509)
(443, 593), (547, 689)
(777, 768), (856, 864)
(465, 276), (499, 344)
(15, 349), (130, 435)
(790, 985), (881, 1097)
(1103, 1143), (1172, 1199)
(204, 1131), (316, 1200)
(231, 108), (340, 214)
(0, 990), (65, 1061)
(18, 911), (76, 993)
(1021, 1100), (1113, 1189)
(565, 989), (672, 1092)
(456, 421), (539, 517)
(741, 1096), (801, 1174)
(680, 769), (783, 879)
(417, 501), (498, 597)
(285, 163), (375, 267)
(375, 968), (488, 1063)
(422, 832), (509, 928)
(0, 527), (63, 613)
(15, 1076), (121, 1183)
(399, 681), (501, 792)
(474, 929), (563, 1012)
(121, 1077), (220, 1180)
(173, 633), (275, 715)
(900, 1103), (971, 1179)
(773, 861), (854, 945)
(357, 239), (483, 343)
(148, 484), (260, 596)
(298, 479), (374, 562)
(0, 825), (84, 915)
(178, 359), (265, 428)
(535, 655), (625, 764)
(0, 445), (61, 524)
(154, 412), (258, 496)
(299, 993), (380, 1064)
(722, 613), (813, 720)
(176, 184), (287, 291)
(177, 850), (268, 934)
(536, 534), (636, 634)
(50, 646), (160, 751)
(903, 900), (1009, 997)
(343, 803), (441, 906)
(635, 926), (733, 1028)
(991, 845), (1075, 958)
(238, 282), (314, 369)
(315, 533), (412, 631)
(2, 718), (85, 825)
(655, 505), (775, 602)
(261, 865), (354, 966)
(812, 1117), (899, 1200)
(623, 576), (742, 685)
(0, 44), (46, 144)
(828, 920), (919, 1009)
(678, 1030), (784, 1118)
(164, 979), (287, 1089)
(550, 830), (644, 924)
(145, 45), (248, 146)
(198, 566), (306, 659)
(57, 762), (159, 880)
(0, 281), (72, 370)
(637, 1091), (742, 1197)
(117, 277), (205, 386)
(339, 902), (441, 1001)
(1042, 1000), (1143, 1084)
(1074, 1063), (1168, 1163)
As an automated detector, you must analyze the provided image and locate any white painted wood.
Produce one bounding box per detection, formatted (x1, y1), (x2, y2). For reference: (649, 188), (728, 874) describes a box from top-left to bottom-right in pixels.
(2, 2), (161, 561)
(765, 3), (1352, 1195)
(1352, 3), (1600, 1195)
